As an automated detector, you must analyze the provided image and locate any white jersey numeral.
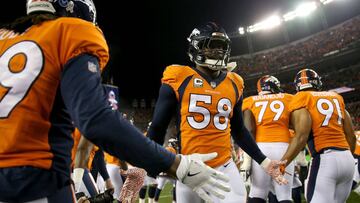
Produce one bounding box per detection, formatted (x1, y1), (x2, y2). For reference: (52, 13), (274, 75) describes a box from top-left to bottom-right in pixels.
(317, 98), (343, 126)
(187, 94), (232, 130)
(254, 100), (285, 123)
(0, 41), (43, 118)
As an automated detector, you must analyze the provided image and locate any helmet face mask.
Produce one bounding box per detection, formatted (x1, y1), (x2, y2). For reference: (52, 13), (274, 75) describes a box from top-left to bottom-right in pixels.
(188, 22), (231, 71)
(168, 138), (178, 149)
(26, 0), (97, 25)
(257, 75), (282, 94)
(294, 69), (322, 92)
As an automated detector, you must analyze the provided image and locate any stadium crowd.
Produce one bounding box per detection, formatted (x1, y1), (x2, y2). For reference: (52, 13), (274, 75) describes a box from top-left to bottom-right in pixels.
(234, 16), (360, 77)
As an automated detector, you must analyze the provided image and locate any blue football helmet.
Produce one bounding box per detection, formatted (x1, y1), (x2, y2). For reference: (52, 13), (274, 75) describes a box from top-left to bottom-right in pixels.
(187, 22), (231, 71)
(257, 75), (282, 94)
(26, 0), (97, 25)
(294, 68), (322, 92)
(168, 138), (178, 150)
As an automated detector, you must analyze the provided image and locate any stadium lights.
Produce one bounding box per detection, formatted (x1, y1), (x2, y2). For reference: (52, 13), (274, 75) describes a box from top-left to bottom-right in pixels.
(283, 2), (317, 21)
(238, 0), (334, 34)
(238, 27), (245, 35)
(247, 15), (281, 33)
(320, 0), (334, 5)
(320, 0), (346, 5)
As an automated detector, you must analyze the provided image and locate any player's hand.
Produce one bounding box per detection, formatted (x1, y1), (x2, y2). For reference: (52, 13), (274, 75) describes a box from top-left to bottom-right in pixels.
(176, 152), (231, 203)
(260, 158), (288, 185)
(120, 167), (147, 203)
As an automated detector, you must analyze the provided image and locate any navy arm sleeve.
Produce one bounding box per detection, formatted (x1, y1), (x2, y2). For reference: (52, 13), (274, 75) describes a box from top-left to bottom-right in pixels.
(60, 54), (175, 177)
(93, 150), (110, 181)
(147, 84), (177, 145)
(230, 96), (267, 164)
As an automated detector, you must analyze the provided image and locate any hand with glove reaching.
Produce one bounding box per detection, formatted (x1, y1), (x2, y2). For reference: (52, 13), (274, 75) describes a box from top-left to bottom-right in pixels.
(119, 167), (147, 203)
(175, 152), (231, 203)
(260, 158), (288, 185)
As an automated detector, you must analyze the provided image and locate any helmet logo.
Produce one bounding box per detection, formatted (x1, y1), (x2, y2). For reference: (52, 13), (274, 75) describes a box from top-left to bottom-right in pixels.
(58, 0), (69, 7)
(187, 28), (200, 42)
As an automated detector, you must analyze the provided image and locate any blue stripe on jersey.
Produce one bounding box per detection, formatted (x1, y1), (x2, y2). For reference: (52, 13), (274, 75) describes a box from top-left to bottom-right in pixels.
(306, 155), (320, 202)
(177, 76), (192, 154)
(307, 131), (316, 156)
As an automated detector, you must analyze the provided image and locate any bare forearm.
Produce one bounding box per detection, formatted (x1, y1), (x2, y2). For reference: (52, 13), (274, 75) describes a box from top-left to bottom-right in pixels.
(166, 155), (181, 179)
(281, 134), (307, 165)
(74, 136), (93, 168)
(283, 108), (312, 165)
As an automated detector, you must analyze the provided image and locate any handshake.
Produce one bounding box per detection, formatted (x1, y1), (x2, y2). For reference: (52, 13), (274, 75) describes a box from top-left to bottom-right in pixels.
(76, 153), (287, 203)
(174, 152), (288, 203)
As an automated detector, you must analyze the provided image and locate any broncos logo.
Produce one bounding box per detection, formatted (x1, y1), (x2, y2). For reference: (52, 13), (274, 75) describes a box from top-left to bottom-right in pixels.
(108, 90), (118, 110)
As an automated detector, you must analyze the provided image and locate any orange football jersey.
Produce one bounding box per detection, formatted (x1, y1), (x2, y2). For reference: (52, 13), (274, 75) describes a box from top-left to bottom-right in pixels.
(162, 65), (244, 167)
(289, 91), (349, 154)
(104, 152), (121, 166)
(71, 128), (82, 167)
(354, 131), (360, 156)
(242, 93), (293, 143)
(0, 17), (109, 170)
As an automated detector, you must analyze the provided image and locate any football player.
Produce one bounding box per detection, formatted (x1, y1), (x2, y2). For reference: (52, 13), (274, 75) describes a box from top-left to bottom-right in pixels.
(154, 138), (179, 203)
(352, 131), (360, 194)
(103, 151), (124, 201)
(242, 75), (294, 203)
(147, 22), (287, 203)
(0, 1), (231, 202)
(281, 69), (356, 203)
(72, 129), (112, 198)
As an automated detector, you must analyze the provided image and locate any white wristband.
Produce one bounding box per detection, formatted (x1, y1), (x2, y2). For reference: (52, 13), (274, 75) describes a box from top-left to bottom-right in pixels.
(176, 155), (188, 182)
(260, 157), (271, 169)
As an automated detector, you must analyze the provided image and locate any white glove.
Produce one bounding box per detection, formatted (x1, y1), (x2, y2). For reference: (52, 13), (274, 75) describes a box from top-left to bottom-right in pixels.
(176, 152), (231, 202)
(260, 158), (288, 185)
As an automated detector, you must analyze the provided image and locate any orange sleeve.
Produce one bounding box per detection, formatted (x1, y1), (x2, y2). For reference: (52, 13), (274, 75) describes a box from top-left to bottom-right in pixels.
(161, 65), (181, 100)
(354, 131), (360, 156)
(59, 18), (109, 70)
(71, 128), (82, 164)
(87, 146), (98, 169)
(104, 152), (121, 166)
(242, 97), (253, 111)
(161, 65), (194, 100)
(289, 92), (311, 112)
(228, 72), (244, 101)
